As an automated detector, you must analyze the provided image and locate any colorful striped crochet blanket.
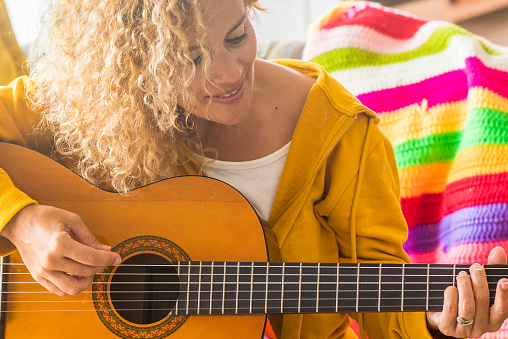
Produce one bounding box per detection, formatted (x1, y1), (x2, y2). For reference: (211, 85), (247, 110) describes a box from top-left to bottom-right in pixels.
(303, 2), (508, 337)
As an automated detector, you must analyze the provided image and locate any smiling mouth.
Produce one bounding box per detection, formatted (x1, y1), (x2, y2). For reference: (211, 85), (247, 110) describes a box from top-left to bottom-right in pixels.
(206, 82), (246, 104)
(212, 84), (243, 98)
(216, 87), (241, 98)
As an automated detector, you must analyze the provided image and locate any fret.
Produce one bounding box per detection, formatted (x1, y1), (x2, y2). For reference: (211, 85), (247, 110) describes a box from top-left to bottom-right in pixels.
(427, 264), (470, 312)
(316, 263), (339, 313)
(300, 263), (319, 313)
(403, 264), (428, 312)
(185, 262), (201, 315)
(453, 264), (457, 287)
(211, 262), (225, 315)
(356, 264), (359, 312)
(358, 263), (381, 313)
(174, 262), (181, 316)
(298, 263), (302, 313)
(426, 264), (430, 312)
(379, 264), (403, 312)
(316, 264), (321, 313)
(223, 262), (238, 315)
(209, 262), (214, 315)
(237, 262), (253, 314)
(337, 264), (358, 313)
(222, 262), (226, 314)
(336, 264), (339, 313)
(199, 261), (213, 315)
(401, 264), (405, 311)
(235, 262), (240, 314)
(281, 263), (285, 314)
(197, 262), (202, 315)
(378, 264), (382, 312)
(266, 263), (283, 314)
(280, 263), (300, 313)
(486, 265), (507, 306)
(251, 263), (268, 314)
(194, 261), (212, 315)
(250, 262), (254, 313)
(176, 262), (191, 316)
(264, 264), (269, 314)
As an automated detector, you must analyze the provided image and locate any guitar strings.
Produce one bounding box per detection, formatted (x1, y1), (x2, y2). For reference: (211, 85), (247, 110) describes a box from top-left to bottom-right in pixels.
(0, 295), (460, 313)
(0, 282), (499, 293)
(2, 272), (508, 279)
(0, 279), (503, 286)
(1, 262), (494, 269)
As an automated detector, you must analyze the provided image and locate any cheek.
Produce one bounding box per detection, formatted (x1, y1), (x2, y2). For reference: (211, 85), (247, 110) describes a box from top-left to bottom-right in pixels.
(244, 34), (257, 64)
(190, 72), (203, 96)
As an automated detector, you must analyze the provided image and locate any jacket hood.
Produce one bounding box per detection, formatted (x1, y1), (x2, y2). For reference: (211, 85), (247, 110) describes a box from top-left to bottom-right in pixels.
(268, 60), (378, 226)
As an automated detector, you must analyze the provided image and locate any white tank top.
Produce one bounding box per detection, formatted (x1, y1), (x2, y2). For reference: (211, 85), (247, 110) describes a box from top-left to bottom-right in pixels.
(198, 142), (290, 221)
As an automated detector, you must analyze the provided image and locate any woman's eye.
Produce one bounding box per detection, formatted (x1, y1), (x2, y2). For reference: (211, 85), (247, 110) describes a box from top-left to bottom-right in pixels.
(193, 54), (203, 66)
(227, 33), (248, 45)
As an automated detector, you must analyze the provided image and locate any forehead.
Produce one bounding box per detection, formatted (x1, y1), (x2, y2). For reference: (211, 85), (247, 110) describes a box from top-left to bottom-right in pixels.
(200, 0), (247, 32)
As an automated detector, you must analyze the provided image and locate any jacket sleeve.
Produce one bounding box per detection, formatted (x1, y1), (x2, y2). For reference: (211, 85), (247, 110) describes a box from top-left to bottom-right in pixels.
(322, 114), (433, 339)
(0, 77), (42, 255)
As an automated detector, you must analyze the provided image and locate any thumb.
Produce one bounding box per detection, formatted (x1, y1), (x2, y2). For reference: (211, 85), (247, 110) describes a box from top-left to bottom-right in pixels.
(68, 220), (111, 251)
(488, 246), (507, 265)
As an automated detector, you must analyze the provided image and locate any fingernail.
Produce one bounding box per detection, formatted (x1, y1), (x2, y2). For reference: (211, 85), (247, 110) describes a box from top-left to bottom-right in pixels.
(100, 244), (111, 250)
(459, 271), (468, 276)
(502, 282), (508, 290)
(471, 263), (483, 270)
(114, 257), (122, 265)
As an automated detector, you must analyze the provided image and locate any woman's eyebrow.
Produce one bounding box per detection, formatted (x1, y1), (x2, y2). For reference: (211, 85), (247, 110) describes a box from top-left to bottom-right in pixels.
(227, 13), (247, 36)
(189, 13), (247, 52)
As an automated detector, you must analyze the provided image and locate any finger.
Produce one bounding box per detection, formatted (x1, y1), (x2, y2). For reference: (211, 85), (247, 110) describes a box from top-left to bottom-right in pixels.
(432, 286), (459, 336)
(56, 256), (111, 277)
(469, 263), (490, 326)
(47, 270), (93, 295)
(456, 270), (475, 326)
(38, 276), (67, 297)
(488, 246), (508, 265)
(61, 234), (121, 267)
(67, 219), (112, 251)
(489, 278), (508, 329)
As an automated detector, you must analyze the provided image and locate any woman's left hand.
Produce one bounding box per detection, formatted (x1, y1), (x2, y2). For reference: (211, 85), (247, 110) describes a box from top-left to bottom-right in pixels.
(426, 247), (508, 338)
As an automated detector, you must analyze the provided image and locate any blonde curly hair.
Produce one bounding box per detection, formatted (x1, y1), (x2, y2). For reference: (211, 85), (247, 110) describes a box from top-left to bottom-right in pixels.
(27, 0), (261, 193)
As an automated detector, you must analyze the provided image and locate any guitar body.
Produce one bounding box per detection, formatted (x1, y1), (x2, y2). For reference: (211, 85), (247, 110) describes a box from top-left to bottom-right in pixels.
(0, 143), (268, 338)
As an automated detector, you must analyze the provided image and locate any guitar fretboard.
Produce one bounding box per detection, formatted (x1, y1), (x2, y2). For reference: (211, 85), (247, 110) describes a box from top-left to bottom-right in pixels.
(168, 262), (503, 316)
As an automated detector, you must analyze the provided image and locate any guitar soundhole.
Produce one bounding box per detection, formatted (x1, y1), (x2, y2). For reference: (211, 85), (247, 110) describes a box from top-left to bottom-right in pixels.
(110, 253), (180, 325)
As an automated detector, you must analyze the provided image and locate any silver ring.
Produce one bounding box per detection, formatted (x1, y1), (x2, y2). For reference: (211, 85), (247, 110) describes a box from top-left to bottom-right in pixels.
(457, 316), (474, 326)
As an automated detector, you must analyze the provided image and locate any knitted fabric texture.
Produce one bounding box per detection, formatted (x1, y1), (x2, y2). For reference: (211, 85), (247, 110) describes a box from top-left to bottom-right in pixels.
(304, 2), (508, 337)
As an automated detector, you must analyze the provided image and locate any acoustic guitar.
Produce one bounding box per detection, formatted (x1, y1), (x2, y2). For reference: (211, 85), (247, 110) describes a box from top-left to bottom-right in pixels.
(0, 142), (503, 338)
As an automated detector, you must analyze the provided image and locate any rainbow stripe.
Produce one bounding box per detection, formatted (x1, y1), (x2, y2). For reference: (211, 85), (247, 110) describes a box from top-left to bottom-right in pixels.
(304, 4), (508, 336)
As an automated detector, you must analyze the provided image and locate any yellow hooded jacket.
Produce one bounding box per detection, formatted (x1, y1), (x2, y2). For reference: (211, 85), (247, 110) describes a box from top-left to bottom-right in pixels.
(0, 0), (27, 85)
(0, 60), (432, 338)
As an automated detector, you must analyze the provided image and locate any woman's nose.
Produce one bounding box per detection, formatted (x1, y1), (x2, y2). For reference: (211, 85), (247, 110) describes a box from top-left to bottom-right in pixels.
(209, 51), (243, 84)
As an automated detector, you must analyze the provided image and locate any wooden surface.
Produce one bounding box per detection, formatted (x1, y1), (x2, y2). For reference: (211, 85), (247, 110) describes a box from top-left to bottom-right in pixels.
(0, 142), (268, 339)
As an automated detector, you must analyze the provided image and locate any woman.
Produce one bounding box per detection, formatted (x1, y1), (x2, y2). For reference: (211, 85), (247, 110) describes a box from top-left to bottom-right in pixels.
(0, 0), (507, 338)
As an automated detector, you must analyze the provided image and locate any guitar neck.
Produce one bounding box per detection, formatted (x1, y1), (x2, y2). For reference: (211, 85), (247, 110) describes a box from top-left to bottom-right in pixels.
(169, 262), (503, 316)
(0, 256), (8, 339)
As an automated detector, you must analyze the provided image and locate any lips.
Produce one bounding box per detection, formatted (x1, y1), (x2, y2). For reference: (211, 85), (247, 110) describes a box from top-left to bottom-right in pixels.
(209, 82), (245, 104)
(216, 87), (241, 98)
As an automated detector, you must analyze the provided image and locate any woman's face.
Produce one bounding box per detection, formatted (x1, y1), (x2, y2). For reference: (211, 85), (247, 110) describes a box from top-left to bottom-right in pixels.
(188, 0), (257, 126)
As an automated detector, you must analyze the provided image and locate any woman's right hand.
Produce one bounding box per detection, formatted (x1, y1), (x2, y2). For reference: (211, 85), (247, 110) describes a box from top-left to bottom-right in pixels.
(0, 204), (121, 296)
